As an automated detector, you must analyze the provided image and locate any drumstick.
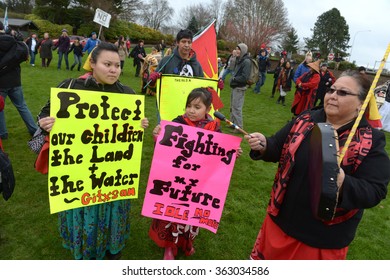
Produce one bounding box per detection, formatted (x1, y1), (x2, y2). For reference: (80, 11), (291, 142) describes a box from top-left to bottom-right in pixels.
(214, 111), (248, 134)
(214, 112), (264, 147)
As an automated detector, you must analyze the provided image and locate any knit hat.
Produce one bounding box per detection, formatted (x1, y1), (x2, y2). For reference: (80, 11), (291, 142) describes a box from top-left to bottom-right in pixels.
(321, 62), (328, 67)
(62, 29), (68, 33)
(307, 60), (321, 73)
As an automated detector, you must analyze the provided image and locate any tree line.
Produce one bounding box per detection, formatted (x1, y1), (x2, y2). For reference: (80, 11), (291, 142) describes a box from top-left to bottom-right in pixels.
(1, 0), (351, 58)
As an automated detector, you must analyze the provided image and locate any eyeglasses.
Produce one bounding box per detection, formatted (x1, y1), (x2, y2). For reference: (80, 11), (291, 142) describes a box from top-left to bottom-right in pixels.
(326, 88), (360, 97)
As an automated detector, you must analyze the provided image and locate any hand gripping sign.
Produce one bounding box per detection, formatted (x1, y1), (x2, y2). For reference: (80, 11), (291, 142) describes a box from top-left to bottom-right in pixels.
(142, 121), (242, 233)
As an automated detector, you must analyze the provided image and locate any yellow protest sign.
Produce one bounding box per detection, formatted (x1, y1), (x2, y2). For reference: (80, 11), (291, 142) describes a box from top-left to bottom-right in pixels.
(48, 88), (145, 214)
(156, 75), (218, 121)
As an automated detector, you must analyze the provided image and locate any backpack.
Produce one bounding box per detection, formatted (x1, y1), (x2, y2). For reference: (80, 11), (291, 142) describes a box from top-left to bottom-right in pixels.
(247, 58), (259, 85)
(0, 149), (16, 201)
(0, 35), (29, 75)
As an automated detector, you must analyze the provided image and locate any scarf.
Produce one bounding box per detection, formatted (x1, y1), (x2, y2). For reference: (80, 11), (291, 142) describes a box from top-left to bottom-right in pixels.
(181, 114), (220, 132)
(267, 111), (372, 223)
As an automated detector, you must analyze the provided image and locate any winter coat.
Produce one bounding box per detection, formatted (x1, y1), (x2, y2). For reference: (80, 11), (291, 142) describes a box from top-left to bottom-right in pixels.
(56, 35), (70, 53)
(38, 38), (53, 59)
(230, 43), (251, 88)
(0, 33), (27, 87)
(156, 47), (204, 77)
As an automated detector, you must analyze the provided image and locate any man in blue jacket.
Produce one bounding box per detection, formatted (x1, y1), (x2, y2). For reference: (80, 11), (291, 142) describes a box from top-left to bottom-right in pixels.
(254, 49), (270, 94)
(82, 32), (100, 54)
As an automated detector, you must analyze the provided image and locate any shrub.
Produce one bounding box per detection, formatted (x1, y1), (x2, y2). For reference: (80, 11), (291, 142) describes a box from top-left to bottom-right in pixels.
(24, 14), (72, 38)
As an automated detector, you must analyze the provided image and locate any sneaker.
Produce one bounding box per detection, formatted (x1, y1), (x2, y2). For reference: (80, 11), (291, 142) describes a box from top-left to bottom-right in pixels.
(31, 64), (35, 67)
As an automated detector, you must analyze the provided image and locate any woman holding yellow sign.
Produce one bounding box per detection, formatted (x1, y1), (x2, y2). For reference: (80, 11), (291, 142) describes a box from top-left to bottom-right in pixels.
(37, 42), (149, 260)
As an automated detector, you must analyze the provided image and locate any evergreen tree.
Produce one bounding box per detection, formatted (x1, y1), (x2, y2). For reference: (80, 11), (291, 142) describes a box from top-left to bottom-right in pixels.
(279, 27), (299, 54)
(304, 8), (350, 58)
(187, 16), (199, 35)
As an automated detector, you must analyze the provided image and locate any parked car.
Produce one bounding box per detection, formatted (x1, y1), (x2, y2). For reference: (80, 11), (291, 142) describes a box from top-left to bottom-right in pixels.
(52, 35), (87, 48)
(365, 68), (377, 74)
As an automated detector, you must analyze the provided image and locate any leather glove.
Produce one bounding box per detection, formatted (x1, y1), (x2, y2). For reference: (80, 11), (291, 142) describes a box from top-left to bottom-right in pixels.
(148, 72), (161, 83)
(217, 79), (224, 90)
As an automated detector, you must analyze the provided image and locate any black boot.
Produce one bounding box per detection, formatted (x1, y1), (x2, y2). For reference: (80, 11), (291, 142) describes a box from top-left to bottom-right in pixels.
(106, 250), (122, 260)
(70, 65), (74, 71)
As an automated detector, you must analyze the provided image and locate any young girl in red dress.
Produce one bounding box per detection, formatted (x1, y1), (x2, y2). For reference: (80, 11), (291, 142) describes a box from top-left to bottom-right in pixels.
(149, 87), (241, 260)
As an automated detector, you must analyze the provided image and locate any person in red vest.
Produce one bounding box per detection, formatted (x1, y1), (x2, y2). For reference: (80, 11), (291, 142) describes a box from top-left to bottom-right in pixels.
(291, 60), (321, 116)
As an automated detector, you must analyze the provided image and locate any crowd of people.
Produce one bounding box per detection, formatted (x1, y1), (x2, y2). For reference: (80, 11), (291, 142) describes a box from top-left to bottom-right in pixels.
(0, 19), (389, 261)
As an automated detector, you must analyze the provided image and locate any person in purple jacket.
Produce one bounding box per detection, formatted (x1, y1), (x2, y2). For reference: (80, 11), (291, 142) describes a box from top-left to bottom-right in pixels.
(55, 29), (70, 70)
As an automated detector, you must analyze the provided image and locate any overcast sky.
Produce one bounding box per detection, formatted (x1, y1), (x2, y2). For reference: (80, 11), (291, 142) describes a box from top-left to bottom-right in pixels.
(167, 0), (390, 69)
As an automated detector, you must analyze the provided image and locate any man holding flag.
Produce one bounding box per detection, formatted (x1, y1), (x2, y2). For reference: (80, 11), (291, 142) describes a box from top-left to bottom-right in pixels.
(148, 29), (204, 81)
(148, 26), (224, 99)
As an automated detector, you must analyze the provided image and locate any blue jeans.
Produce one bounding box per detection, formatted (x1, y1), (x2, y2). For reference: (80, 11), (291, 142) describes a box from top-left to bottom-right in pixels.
(29, 50), (36, 65)
(71, 54), (83, 70)
(254, 71), (267, 93)
(0, 86), (38, 138)
(58, 51), (69, 70)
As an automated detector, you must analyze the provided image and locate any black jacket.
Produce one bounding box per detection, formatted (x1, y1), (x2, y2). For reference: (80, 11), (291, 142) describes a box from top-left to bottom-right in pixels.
(156, 47), (204, 77)
(25, 37), (38, 54)
(0, 33), (28, 87)
(250, 108), (389, 249)
(68, 43), (83, 56)
(129, 44), (146, 65)
(230, 54), (251, 88)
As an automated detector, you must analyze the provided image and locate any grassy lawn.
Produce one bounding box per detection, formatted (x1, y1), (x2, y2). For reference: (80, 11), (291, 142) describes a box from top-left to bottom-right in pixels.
(0, 52), (389, 260)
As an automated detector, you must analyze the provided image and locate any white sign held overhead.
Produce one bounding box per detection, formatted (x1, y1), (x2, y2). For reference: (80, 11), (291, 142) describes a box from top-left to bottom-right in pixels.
(93, 8), (111, 28)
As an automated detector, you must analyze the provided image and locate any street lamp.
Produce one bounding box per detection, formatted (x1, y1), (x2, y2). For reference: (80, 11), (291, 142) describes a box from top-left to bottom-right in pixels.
(349, 30), (371, 62)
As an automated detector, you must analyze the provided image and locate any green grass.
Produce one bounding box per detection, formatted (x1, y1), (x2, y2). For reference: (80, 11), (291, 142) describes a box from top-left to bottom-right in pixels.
(0, 53), (389, 260)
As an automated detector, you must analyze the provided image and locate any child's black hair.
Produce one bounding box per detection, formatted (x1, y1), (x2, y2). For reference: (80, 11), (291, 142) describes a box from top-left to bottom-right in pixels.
(90, 42), (119, 63)
(186, 87), (212, 108)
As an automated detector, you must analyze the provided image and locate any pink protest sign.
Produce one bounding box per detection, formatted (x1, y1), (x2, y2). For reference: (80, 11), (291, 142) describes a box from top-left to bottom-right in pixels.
(142, 120), (242, 233)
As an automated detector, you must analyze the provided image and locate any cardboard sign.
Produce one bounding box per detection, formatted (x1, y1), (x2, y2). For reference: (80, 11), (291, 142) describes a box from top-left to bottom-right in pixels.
(48, 88), (145, 213)
(142, 121), (242, 233)
(93, 8), (111, 28)
(156, 75), (218, 121)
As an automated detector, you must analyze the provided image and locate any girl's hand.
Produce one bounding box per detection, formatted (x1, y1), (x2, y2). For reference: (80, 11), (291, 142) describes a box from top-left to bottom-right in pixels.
(38, 116), (55, 132)
(152, 124), (161, 137)
(236, 147), (243, 158)
(141, 118), (149, 129)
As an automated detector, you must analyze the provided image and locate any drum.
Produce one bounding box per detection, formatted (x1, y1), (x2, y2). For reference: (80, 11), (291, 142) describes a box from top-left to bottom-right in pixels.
(309, 123), (340, 221)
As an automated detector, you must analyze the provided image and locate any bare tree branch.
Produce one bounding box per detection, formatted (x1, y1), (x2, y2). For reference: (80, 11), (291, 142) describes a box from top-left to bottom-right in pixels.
(221, 0), (289, 54)
(138, 0), (174, 30)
